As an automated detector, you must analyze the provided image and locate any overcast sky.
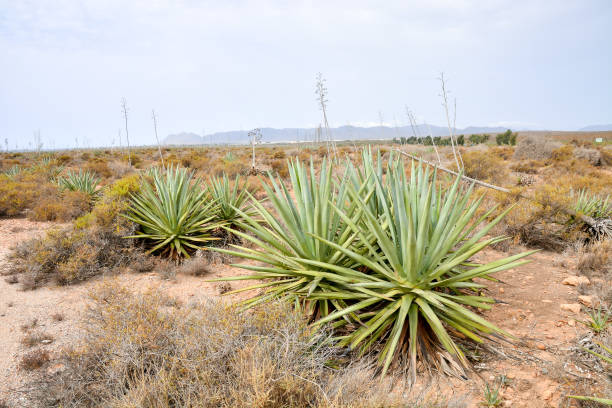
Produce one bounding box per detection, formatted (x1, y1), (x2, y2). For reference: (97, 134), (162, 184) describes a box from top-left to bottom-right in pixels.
(1, 0), (611, 149)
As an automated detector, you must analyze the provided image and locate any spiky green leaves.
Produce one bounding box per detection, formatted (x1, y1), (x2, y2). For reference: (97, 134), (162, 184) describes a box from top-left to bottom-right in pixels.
(56, 169), (100, 196)
(208, 174), (253, 225)
(124, 166), (219, 258)
(214, 149), (535, 377)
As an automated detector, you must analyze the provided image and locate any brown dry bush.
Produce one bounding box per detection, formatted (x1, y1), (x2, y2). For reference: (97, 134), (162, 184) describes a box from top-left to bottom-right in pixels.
(29, 190), (91, 222)
(461, 150), (508, 184)
(7, 175), (150, 288)
(510, 160), (544, 174)
(513, 134), (562, 160)
(27, 284), (455, 408)
(577, 240), (612, 279)
(0, 172), (53, 217)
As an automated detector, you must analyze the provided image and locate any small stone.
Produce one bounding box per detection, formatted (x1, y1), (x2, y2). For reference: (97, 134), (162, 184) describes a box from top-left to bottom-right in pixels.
(542, 299), (552, 303)
(562, 276), (590, 286)
(567, 319), (576, 327)
(41, 339), (52, 344)
(499, 287), (505, 294)
(545, 334), (554, 339)
(537, 344), (546, 350)
(560, 303), (581, 314)
(578, 295), (594, 307)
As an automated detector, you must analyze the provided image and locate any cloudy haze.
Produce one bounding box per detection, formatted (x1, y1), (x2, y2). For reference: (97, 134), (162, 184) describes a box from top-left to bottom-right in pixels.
(1, 0), (611, 149)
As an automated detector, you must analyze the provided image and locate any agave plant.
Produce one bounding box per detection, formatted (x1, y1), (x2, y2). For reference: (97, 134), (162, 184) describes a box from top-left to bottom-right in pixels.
(214, 149), (535, 377)
(3, 165), (22, 179)
(56, 169), (100, 196)
(208, 173), (253, 225)
(573, 189), (611, 219)
(124, 166), (219, 258)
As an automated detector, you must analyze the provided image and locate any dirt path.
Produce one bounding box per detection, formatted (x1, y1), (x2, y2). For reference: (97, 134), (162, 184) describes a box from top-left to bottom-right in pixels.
(0, 219), (603, 407)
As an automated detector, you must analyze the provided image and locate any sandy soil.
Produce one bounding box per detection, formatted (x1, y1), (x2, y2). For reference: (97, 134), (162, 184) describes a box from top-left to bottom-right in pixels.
(0, 218), (607, 407)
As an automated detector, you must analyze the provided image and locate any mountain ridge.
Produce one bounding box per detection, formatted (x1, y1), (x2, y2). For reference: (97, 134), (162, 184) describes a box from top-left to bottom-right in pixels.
(163, 124), (511, 145)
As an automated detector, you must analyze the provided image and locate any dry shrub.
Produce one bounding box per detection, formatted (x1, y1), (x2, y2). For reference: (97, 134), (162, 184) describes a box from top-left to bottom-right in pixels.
(461, 150), (508, 184)
(577, 240), (612, 278)
(269, 158), (289, 178)
(107, 160), (133, 178)
(272, 149), (286, 159)
(9, 227), (147, 288)
(510, 160), (543, 174)
(490, 146), (514, 160)
(29, 191), (91, 222)
(84, 158), (112, 178)
(0, 172), (55, 217)
(28, 284), (453, 408)
(573, 148), (605, 166)
(19, 349), (50, 371)
(513, 135), (562, 160)
(9, 175), (148, 288)
(176, 256), (211, 276)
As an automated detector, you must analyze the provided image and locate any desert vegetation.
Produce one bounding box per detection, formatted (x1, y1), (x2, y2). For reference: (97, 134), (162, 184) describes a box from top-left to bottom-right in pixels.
(0, 131), (611, 407)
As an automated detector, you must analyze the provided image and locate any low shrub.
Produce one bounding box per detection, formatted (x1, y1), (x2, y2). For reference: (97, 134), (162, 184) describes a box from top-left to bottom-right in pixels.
(27, 283), (453, 408)
(461, 150), (509, 184)
(510, 160), (543, 174)
(9, 226), (148, 288)
(513, 135), (562, 160)
(8, 175), (149, 288)
(29, 190), (91, 222)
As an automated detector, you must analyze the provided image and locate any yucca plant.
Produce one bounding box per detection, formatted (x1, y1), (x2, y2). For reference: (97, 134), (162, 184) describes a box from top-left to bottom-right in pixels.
(3, 165), (22, 179)
(124, 166), (219, 259)
(573, 189), (611, 219)
(208, 173), (253, 226)
(214, 150), (535, 377)
(56, 169), (100, 196)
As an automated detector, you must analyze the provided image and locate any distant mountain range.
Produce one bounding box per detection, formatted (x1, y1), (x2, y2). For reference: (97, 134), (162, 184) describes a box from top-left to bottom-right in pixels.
(578, 124), (612, 132)
(163, 124), (511, 145)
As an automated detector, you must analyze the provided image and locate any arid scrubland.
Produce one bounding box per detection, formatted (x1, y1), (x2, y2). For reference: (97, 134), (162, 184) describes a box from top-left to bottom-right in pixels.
(0, 131), (611, 408)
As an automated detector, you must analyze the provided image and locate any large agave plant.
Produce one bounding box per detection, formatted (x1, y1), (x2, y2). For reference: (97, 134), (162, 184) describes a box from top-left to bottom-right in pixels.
(215, 149), (535, 377)
(56, 169), (100, 196)
(124, 166), (219, 258)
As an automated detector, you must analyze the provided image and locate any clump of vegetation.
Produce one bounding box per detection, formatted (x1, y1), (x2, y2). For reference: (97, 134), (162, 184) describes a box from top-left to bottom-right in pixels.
(215, 150), (534, 377)
(6, 175), (150, 288)
(124, 166), (220, 258)
(26, 283), (448, 408)
(495, 129), (517, 146)
(513, 135), (562, 160)
(462, 150), (509, 184)
(55, 169), (100, 196)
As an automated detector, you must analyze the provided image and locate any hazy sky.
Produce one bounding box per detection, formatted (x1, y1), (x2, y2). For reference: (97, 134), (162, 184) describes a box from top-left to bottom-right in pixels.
(1, 0), (611, 149)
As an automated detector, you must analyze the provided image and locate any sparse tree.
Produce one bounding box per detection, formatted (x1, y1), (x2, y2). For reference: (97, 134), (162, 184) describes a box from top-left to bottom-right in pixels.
(121, 97), (132, 166)
(4, 138), (8, 152)
(151, 109), (165, 169)
(248, 128), (262, 171)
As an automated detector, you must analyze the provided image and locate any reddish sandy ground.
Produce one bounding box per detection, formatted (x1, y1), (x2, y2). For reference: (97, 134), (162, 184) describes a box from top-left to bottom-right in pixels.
(0, 218), (608, 407)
